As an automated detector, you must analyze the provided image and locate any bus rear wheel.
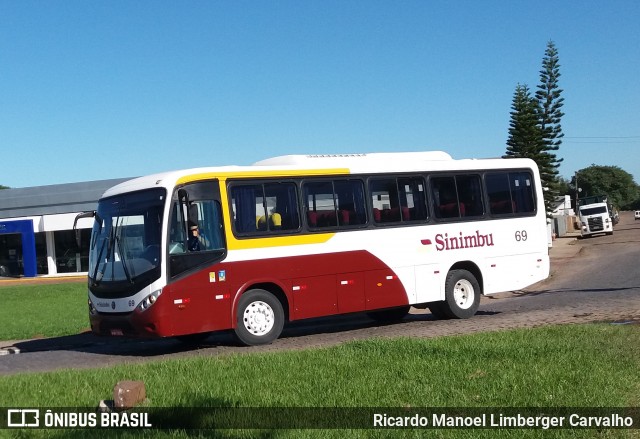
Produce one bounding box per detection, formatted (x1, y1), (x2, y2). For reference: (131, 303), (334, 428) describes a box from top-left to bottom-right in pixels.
(234, 289), (284, 346)
(441, 269), (480, 319)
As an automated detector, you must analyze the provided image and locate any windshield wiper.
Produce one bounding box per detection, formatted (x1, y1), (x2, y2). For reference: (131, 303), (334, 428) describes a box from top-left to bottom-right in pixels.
(91, 236), (108, 287)
(92, 216), (118, 287)
(114, 233), (134, 284)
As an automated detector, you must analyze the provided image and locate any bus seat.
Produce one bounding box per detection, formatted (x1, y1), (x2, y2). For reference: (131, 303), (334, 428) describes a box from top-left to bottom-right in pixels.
(437, 202), (466, 217)
(319, 211), (337, 226)
(490, 200), (515, 214)
(339, 209), (350, 225)
(256, 215), (267, 230)
(438, 203), (459, 218)
(307, 211), (337, 227)
(372, 208), (381, 223)
(269, 213), (282, 229)
(307, 211), (318, 227)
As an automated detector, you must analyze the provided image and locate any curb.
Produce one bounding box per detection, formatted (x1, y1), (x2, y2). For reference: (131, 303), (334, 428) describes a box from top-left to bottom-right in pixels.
(0, 346), (20, 355)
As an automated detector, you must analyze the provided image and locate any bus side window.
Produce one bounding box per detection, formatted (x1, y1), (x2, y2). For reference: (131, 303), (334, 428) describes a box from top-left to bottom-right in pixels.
(510, 172), (535, 213)
(334, 180), (367, 226)
(303, 179), (366, 229)
(169, 181), (226, 278)
(486, 171), (535, 215)
(304, 181), (337, 228)
(369, 178), (401, 223)
(431, 176), (460, 219)
(168, 202), (187, 254)
(486, 173), (514, 215)
(264, 182), (300, 231)
(456, 174), (484, 217)
(398, 177), (428, 221)
(231, 185), (265, 233)
(231, 182), (300, 235)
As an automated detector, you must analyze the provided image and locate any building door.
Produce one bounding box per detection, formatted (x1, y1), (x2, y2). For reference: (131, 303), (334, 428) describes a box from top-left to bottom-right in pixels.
(0, 233), (22, 277)
(0, 220), (37, 277)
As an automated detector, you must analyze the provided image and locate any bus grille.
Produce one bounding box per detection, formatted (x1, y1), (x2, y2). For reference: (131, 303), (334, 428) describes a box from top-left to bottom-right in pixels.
(588, 217), (604, 231)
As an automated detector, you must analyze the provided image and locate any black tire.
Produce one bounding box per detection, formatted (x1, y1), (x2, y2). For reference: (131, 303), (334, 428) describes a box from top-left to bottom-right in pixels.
(440, 269), (481, 319)
(234, 289), (284, 346)
(427, 301), (449, 320)
(367, 305), (410, 322)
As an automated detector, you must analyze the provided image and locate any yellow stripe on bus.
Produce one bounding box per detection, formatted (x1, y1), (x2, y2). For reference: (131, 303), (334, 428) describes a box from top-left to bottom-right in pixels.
(226, 232), (335, 250)
(176, 168), (350, 185)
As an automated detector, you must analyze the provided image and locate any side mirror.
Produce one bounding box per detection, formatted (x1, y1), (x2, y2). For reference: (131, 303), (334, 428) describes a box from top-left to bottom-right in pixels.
(73, 211), (96, 247)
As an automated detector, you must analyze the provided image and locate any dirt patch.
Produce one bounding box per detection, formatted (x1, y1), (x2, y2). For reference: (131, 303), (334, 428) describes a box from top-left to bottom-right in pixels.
(0, 276), (86, 288)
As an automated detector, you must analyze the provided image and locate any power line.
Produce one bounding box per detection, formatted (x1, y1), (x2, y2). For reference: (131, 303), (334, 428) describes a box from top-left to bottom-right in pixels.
(565, 140), (638, 144)
(563, 136), (640, 144)
(564, 136), (640, 139)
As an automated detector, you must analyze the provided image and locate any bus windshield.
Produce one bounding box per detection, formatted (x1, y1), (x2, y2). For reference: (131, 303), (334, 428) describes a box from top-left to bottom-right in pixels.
(89, 188), (166, 296)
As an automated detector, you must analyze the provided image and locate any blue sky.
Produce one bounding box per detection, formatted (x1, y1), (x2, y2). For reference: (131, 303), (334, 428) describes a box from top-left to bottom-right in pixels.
(1, 0), (639, 188)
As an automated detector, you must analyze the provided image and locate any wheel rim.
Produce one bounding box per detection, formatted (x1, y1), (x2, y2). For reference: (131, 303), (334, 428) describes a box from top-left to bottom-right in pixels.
(453, 279), (475, 310)
(243, 300), (275, 336)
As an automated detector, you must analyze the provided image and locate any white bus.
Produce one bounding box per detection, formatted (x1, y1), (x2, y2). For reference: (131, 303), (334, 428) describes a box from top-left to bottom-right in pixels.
(79, 151), (549, 346)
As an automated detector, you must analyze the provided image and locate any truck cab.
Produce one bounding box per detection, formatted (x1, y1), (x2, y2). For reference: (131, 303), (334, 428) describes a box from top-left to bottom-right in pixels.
(578, 196), (614, 237)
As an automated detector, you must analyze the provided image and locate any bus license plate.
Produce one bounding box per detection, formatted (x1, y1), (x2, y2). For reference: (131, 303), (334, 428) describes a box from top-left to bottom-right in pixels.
(110, 329), (124, 336)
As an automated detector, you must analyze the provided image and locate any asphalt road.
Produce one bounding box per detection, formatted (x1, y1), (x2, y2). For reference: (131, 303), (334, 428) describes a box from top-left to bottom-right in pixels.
(1, 212), (638, 376)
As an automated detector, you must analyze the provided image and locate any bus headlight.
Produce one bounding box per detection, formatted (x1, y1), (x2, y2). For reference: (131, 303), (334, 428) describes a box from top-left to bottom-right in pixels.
(88, 298), (97, 316)
(138, 289), (163, 312)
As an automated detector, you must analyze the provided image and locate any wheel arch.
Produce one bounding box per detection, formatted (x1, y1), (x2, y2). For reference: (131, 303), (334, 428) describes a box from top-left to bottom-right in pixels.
(448, 260), (484, 295)
(231, 281), (290, 328)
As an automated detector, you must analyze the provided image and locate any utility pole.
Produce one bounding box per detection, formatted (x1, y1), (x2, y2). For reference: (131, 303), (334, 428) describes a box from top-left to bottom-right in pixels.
(574, 171), (579, 211)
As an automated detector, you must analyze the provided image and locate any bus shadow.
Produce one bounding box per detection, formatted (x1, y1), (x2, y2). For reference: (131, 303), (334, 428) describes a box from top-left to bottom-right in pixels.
(9, 309), (502, 357)
(10, 332), (201, 357)
(511, 286), (640, 297)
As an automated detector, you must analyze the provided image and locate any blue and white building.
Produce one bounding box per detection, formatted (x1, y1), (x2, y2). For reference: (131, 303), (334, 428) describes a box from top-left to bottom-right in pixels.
(0, 178), (129, 277)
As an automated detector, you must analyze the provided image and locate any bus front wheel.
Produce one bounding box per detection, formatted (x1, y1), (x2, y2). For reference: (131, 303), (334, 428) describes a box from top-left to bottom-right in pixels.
(234, 289), (284, 346)
(441, 269), (480, 319)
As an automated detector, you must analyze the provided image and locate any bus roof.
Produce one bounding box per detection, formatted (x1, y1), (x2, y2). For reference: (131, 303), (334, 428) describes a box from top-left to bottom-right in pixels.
(100, 152), (538, 199)
(252, 151), (453, 166)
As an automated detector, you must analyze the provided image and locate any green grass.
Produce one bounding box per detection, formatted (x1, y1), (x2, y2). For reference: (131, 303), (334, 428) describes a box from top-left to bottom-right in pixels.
(1, 324), (638, 438)
(0, 283), (88, 340)
(0, 283), (638, 437)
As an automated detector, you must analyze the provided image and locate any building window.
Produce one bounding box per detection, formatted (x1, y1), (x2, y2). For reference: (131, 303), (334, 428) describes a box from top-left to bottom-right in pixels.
(54, 230), (89, 273)
(35, 232), (48, 275)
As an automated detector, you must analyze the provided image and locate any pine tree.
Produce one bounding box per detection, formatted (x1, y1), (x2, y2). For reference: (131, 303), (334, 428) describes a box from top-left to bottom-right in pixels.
(504, 84), (545, 160)
(535, 41), (564, 211)
(505, 42), (565, 215)
(504, 84), (557, 214)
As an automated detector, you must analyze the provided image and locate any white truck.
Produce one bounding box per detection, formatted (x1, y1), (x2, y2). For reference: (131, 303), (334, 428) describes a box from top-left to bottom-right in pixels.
(578, 195), (614, 237)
